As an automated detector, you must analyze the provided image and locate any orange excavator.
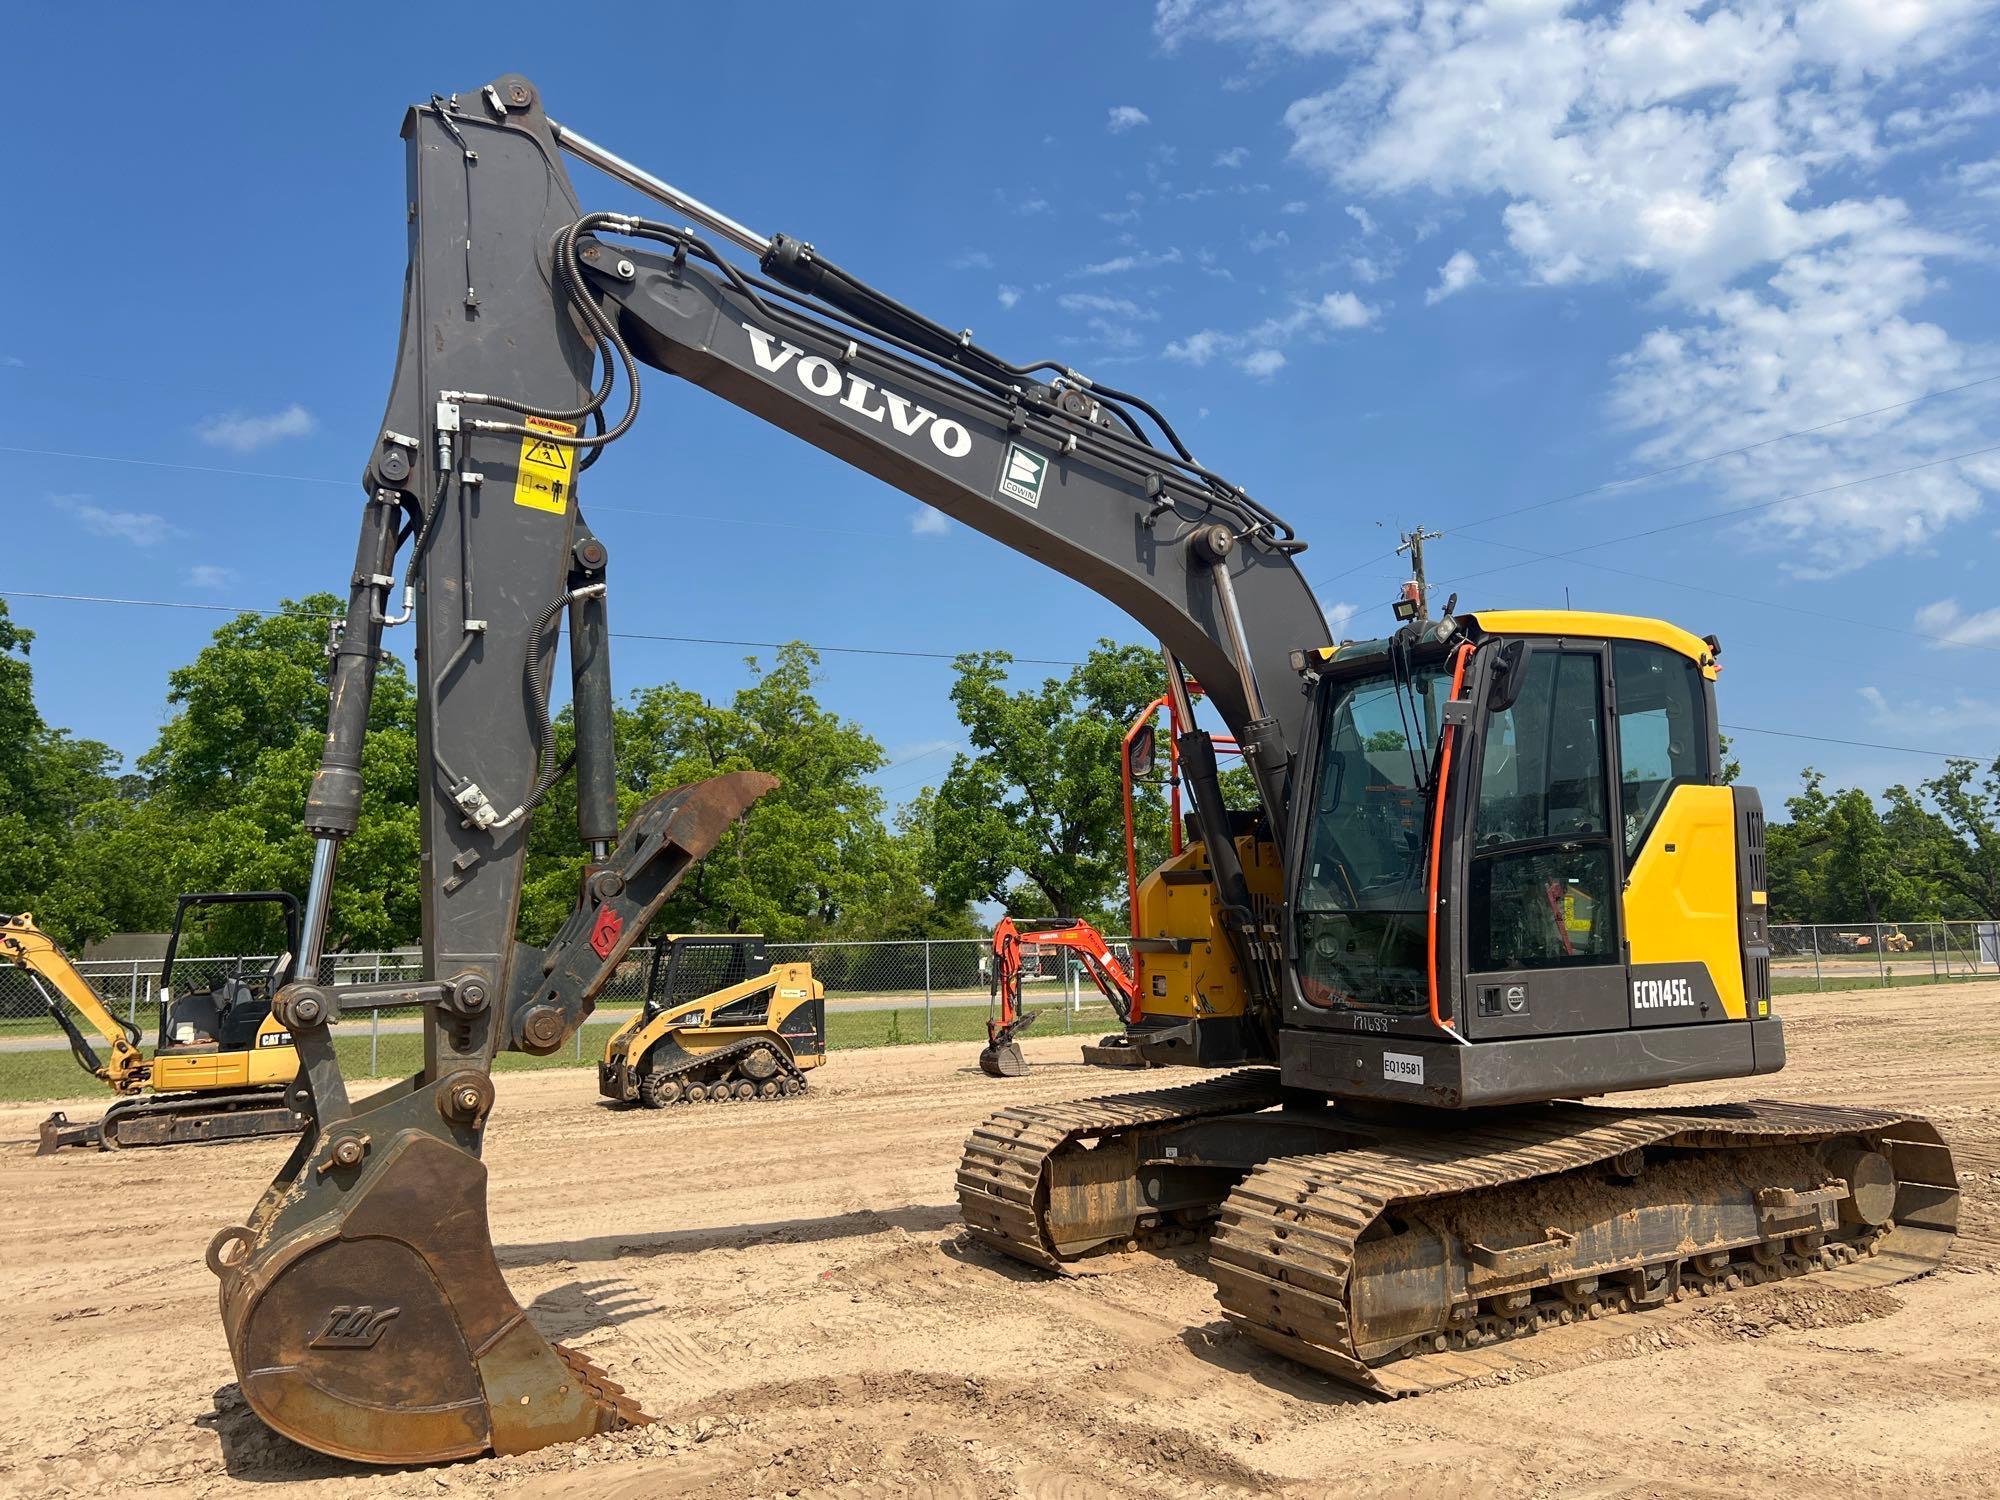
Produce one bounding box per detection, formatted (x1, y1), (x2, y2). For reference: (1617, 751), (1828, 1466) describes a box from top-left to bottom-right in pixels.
(979, 916), (1138, 1077)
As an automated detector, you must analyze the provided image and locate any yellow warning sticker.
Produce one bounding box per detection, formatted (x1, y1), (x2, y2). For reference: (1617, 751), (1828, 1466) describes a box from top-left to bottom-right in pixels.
(514, 415), (577, 513)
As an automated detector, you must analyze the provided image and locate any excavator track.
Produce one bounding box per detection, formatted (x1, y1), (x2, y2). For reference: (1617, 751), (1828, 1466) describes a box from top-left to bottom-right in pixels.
(39, 1086), (306, 1154)
(635, 1036), (810, 1107)
(956, 1069), (1284, 1270)
(1208, 1100), (1959, 1395)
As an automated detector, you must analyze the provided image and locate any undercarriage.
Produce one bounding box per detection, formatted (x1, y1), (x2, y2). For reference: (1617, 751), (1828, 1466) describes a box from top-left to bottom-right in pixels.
(956, 1072), (1959, 1394)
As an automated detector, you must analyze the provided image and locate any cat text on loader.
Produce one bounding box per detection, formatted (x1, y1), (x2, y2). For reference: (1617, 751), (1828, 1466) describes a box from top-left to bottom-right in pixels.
(599, 934), (825, 1105)
(7, 894), (309, 1152)
(209, 77), (1957, 1467)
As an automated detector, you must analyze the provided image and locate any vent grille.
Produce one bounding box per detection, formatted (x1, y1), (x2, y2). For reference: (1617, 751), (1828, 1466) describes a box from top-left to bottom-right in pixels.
(1744, 806), (1767, 893)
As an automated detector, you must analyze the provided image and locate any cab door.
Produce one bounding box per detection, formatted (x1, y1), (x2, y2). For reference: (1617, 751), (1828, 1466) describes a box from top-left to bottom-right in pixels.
(1455, 640), (1630, 1039)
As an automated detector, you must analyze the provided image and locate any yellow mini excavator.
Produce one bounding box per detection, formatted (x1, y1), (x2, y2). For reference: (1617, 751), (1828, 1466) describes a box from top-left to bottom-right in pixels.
(599, 934), (825, 1105)
(7, 893), (307, 1152)
(203, 78), (1957, 1466)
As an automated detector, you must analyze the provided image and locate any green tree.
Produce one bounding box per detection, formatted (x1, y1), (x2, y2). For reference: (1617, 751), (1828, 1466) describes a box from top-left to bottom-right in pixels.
(928, 641), (1169, 924)
(0, 601), (129, 944)
(518, 644), (964, 943)
(1889, 757), (2000, 921)
(97, 597), (422, 953)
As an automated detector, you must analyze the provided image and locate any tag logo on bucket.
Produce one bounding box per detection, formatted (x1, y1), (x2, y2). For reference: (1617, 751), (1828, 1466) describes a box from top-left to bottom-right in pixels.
(309, 1304), (401, 1350)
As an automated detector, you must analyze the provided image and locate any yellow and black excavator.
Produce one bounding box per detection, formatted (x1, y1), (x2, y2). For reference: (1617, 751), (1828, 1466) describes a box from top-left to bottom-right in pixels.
(6, 893), (307, 1152)
(599, 934), (825, 1105)
(203, 78), (1958, 1465)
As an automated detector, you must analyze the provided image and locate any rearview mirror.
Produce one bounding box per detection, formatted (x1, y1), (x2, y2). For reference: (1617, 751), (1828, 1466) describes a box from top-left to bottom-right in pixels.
(1129, 722), (1158, 779)
(1487, 640), (1530, 715)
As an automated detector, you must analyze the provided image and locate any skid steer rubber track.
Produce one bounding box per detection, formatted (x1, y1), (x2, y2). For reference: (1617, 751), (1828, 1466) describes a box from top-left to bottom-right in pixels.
(634, 1036), (810, 1107)
(955, 1069), (1284, 1270)
(1208, 1100), (1958, 1396)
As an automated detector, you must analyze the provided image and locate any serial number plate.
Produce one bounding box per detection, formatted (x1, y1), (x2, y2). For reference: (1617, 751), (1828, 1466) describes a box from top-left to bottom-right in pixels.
(1382, 1051), (1425, 1086)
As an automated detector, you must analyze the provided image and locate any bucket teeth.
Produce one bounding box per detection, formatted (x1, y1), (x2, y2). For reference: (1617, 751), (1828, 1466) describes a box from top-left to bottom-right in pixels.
(555, 1344), (653, 1430)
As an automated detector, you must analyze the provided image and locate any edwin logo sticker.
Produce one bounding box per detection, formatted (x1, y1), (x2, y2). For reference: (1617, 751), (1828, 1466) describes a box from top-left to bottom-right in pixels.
(998, 443), (1049, 508)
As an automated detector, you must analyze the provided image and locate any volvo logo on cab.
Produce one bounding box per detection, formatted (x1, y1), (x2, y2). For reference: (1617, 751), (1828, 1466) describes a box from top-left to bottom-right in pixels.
(742, 323), (973, 458)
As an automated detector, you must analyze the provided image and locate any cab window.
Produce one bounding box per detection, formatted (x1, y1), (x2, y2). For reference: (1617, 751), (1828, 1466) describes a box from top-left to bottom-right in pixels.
(1613, 642), (1707, 859)
(1466, 648), (1617, 972)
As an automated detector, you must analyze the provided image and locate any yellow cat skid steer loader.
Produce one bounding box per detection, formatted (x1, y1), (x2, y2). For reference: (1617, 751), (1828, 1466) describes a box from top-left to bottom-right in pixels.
(599, 935), (825, 1106)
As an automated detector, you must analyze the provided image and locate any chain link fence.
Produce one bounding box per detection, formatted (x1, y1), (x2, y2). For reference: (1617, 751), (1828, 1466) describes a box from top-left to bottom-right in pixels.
(1769, 921), (2000, 991)
(1, 937), (1136, 1070)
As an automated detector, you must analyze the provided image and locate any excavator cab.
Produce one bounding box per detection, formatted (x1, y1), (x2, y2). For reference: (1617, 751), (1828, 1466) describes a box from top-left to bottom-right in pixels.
(157, 892), (301, 1055)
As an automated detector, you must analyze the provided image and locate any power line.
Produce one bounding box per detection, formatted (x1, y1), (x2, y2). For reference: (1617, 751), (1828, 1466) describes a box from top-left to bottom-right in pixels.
(0, 589), (1084, 668)
(0, 444), (906, 540)
(1719, 722), (1988, 763)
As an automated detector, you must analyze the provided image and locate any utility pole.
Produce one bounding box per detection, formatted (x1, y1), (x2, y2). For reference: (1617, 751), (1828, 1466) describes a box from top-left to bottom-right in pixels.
(1396, 525), (1443, 619)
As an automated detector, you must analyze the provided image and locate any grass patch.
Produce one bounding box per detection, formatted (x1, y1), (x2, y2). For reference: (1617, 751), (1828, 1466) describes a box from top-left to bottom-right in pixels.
(0, 1003), (1126, 1105)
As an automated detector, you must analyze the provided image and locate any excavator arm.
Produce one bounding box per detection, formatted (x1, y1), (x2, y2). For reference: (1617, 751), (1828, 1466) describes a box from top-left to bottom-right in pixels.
(211, 75), (1331, 1466)
(0, 913), (148, 1092)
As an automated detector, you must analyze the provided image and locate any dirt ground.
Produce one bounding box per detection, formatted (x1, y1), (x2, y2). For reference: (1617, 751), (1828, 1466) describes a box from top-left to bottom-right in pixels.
(3, 985), (1997, 1500)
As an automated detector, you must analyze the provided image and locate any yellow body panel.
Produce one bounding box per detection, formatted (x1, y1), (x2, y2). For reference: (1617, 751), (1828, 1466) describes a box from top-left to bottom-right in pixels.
(1622, 785), (1747, 1019)
(603, 962), (824, 1072)
(1467, 610), (1719, 678)
(152, 1014), (298, 1090)
(1129, 835), (1281, 1022)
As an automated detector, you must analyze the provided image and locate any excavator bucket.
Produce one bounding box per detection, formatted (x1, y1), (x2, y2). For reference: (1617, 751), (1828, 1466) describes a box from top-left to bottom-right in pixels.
(209, 773), (773, 1465)
(978, 1010), (1037, 1078)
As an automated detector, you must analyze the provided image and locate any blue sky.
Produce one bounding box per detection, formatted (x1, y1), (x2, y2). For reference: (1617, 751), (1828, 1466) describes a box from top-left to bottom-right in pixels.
(5, 1), (1999, 819)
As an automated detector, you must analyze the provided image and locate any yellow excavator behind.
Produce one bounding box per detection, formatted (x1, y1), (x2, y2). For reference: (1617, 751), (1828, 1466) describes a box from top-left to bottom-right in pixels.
(6, 894), (308, 1152)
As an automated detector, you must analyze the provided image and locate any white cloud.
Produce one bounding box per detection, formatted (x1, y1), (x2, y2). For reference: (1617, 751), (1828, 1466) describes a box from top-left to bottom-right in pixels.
(1280, 199), (1309, 214)
(1304, 291), (1378, 330)
(1162, 0), (2000, 574)
(1425, 249), (1482, 305)
(1, 355), (22, 368)
(950, 249), (994, 271)
(1239, 348), (1287, 378)
(1060, 292), (1159, 350)
(1858, 684), (2000, 735)
(1246, 228), (1291, 253)
(196, 402), (315, 452)
(1343, 203), (1376, 235)
(1349, 255), (1385, 284)
(997, 284), (1023, 309)
(1165, 290), (1377, 369)
(58, 496), (174, 547)
(1915, 598), (2000, 649)
(1076, 247), (1183, 277)
(1107, 105), (1152, 134)
(1215, 145), (1250, 168)
(1323, 599), (1361, 639)
(185, 564), (236, 590)
(910, 508), (949, 537)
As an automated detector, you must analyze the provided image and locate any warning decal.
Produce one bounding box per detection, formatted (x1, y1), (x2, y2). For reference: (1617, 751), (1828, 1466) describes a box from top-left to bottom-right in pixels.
(514, 415), (577, 513)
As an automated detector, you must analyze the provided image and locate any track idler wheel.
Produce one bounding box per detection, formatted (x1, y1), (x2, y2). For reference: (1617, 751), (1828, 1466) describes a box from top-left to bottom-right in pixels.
(212, 1118), (648, 1464)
